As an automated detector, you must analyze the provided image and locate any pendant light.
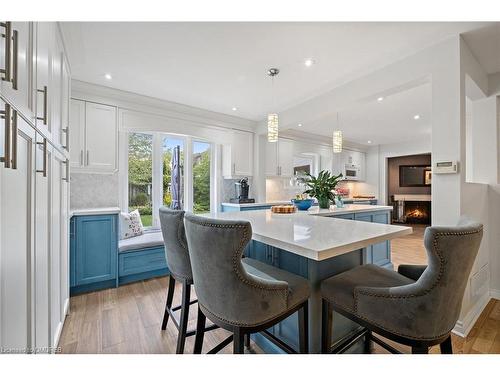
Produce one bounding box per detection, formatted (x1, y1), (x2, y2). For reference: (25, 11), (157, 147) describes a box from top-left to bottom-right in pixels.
(333, 112), (343, 153)
(267, 68), (280, 142)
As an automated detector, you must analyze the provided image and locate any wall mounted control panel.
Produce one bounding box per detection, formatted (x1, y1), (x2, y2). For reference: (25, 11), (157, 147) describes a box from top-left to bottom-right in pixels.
(433, 161), (458, 174)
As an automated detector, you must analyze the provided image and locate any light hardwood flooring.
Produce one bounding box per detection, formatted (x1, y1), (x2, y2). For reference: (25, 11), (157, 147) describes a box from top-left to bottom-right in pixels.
(59, 225), (500, 354)
(391, 224), (428, 269)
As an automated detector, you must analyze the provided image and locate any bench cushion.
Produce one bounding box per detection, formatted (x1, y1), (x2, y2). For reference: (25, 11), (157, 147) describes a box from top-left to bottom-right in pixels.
(118, 231), (164, 253)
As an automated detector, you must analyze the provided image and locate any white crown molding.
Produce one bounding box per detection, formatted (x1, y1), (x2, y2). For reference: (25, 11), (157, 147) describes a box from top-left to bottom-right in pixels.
(71, 80), (257, 133)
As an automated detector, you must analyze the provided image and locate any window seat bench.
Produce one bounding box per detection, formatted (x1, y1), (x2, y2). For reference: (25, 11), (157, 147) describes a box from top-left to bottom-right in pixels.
(118, 231), (169, 285)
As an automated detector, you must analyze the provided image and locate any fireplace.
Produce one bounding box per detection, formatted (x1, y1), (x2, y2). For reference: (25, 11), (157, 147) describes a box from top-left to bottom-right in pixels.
(392, 194), (432, 225)
(403, 201), (431, 224)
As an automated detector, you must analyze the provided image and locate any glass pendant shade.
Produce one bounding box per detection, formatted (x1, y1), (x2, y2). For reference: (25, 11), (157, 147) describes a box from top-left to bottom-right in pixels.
(332, 130), (343, 153)
(268, 113), (279, 142)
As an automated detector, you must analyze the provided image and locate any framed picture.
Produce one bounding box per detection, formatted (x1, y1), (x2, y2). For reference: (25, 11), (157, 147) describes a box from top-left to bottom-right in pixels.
(424, 170), (432, 185)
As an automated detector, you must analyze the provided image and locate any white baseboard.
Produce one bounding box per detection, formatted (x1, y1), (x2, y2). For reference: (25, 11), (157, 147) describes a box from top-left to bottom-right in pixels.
(490, 289), (500, 300)
(53, 298), (70, 350)
(452, 291), (491, 337)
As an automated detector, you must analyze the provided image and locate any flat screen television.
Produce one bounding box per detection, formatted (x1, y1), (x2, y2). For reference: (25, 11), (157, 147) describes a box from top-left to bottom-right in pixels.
(399, 165), (432, 187)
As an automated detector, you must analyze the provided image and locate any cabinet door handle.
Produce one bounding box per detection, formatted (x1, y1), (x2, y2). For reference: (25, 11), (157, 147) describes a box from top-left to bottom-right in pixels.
(36, 86), (48, 125)
(62, 127), (69, 150)
(62, 160), (69, 182)
(86, 150), (89, 166)
(11, 29), (17, 90)
(0, 103), (11, 168)
(36, 138), (47, 177)
(80, 149), (83, 166)
(10, 109), (17, 169)
(0, 22), (12, 83)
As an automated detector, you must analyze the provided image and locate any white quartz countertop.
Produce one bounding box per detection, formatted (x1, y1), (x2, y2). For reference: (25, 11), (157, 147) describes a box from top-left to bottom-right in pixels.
(204, 205), (410, 261)
(70, 207), (121, 217)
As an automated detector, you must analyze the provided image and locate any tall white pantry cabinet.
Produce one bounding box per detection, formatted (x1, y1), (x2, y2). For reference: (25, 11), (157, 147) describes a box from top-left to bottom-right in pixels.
(0, 22), (71, 353)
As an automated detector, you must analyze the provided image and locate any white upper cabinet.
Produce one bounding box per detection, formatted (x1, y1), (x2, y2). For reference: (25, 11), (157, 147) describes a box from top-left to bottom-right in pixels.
(0, 22), (34, 118)
(70, 100), (118, 173)
(69, 99), (85, 168)
(222, 129), (253, 178)
(265, 137), (294, 177)
(277, 138), (294, 177)
(35, 22), (53, 134)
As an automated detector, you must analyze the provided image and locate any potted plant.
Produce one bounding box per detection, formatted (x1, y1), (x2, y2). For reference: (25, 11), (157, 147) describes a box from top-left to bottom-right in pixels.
(302, 170), (344, 209)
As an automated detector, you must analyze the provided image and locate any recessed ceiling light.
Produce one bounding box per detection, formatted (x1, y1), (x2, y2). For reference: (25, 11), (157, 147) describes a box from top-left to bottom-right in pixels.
(414, 114), (420, 120)
(377, 97), (384, 102)
(104, 73), (112, 80)
(304, 59), (315, 67)
(232, 107), (237, 111)
(367, 140), (372, 144)
(298, 123), (303, 127)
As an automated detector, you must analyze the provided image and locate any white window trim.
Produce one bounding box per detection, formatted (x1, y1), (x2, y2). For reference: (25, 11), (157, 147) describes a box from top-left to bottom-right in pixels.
(122, 131), (218, 228)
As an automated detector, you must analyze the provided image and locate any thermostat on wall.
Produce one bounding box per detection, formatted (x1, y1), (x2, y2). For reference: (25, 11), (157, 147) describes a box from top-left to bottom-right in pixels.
(433, 161), (458, 174)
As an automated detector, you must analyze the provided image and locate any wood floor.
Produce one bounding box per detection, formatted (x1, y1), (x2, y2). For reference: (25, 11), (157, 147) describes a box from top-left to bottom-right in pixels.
(390, 224), (428, 269)
(59, 225), (500, 354)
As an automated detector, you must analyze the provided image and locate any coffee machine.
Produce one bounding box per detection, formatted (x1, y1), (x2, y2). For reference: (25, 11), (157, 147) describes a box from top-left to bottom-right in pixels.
(230, 177), (255, 204)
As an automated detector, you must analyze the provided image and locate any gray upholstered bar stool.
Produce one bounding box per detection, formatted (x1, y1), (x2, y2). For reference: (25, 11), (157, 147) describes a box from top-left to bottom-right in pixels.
(320, 217), (483, 354)
(184, 213), (311, 354)
(159, 207), (217, 354)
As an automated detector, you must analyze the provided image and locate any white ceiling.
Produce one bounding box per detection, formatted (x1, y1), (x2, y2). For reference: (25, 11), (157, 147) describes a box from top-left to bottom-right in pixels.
(284, 82), (432, 146)
(61, 22), (488, 124)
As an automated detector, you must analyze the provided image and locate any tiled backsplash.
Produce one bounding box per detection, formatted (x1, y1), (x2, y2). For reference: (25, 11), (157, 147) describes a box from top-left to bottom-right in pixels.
(266, 177), (304, 201)
(70, 172), (120, 209)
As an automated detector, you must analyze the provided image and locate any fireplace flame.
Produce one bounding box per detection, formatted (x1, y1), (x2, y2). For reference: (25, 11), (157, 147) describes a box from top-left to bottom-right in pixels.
(406, 209), (427, 218)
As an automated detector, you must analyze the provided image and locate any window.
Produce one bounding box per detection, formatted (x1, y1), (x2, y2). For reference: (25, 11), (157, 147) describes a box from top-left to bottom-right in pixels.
(128, 133), (153, 227)
(126, 133), (214, 226)
(192, 141), (211, 214)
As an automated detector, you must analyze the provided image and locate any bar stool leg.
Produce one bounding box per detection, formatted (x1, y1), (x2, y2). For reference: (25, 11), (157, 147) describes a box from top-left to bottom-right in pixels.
(440, 335), (453, 354)
(244, 334), (251, 349)
(193, 306), (207, 354)
(233, 328), (245, 354)
(298, 301), (309, 353)
(412, 346), (429, 354)
(176, 280), (191, 354)
(321, 299), (332, 354)
(364, 330), (373, 353)
(161, 276), (176, 330)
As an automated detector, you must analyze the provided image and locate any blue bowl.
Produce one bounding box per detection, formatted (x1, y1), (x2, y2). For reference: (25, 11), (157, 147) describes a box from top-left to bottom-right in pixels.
(291, 199), (314, 211)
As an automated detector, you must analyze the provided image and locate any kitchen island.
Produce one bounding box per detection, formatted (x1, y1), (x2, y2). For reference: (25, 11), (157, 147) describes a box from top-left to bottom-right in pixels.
(205, 205), (411, 353)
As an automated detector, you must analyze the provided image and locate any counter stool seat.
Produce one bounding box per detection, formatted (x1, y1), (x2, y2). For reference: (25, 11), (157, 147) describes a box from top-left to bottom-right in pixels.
(184, 214), (311, 354)
(321, 264), (413, 312)
(242, 258), (310, 311)
(320, 217), (483, 355)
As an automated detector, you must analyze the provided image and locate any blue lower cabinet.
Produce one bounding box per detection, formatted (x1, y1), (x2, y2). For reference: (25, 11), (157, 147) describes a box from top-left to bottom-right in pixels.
(118, 246), (169, 285)
(354, 211), (392, 268)
(71, 214), (118, 294)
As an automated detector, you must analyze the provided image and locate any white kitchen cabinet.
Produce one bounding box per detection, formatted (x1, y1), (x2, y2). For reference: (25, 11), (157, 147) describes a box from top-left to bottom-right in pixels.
(0, 102), (36, 351)
(338, 149), (366, 181)
(69, 99), (85, 168)
(0, 21), (70, 353)
(50, 149), (69, 347)
(265, 137), (294, 177)
(35, 22), (53, 134)
(34, 133), (51, 350)
(0, 22), (34, 118)
(70, 100), (118, 173)
(222, 129), (253, 178)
